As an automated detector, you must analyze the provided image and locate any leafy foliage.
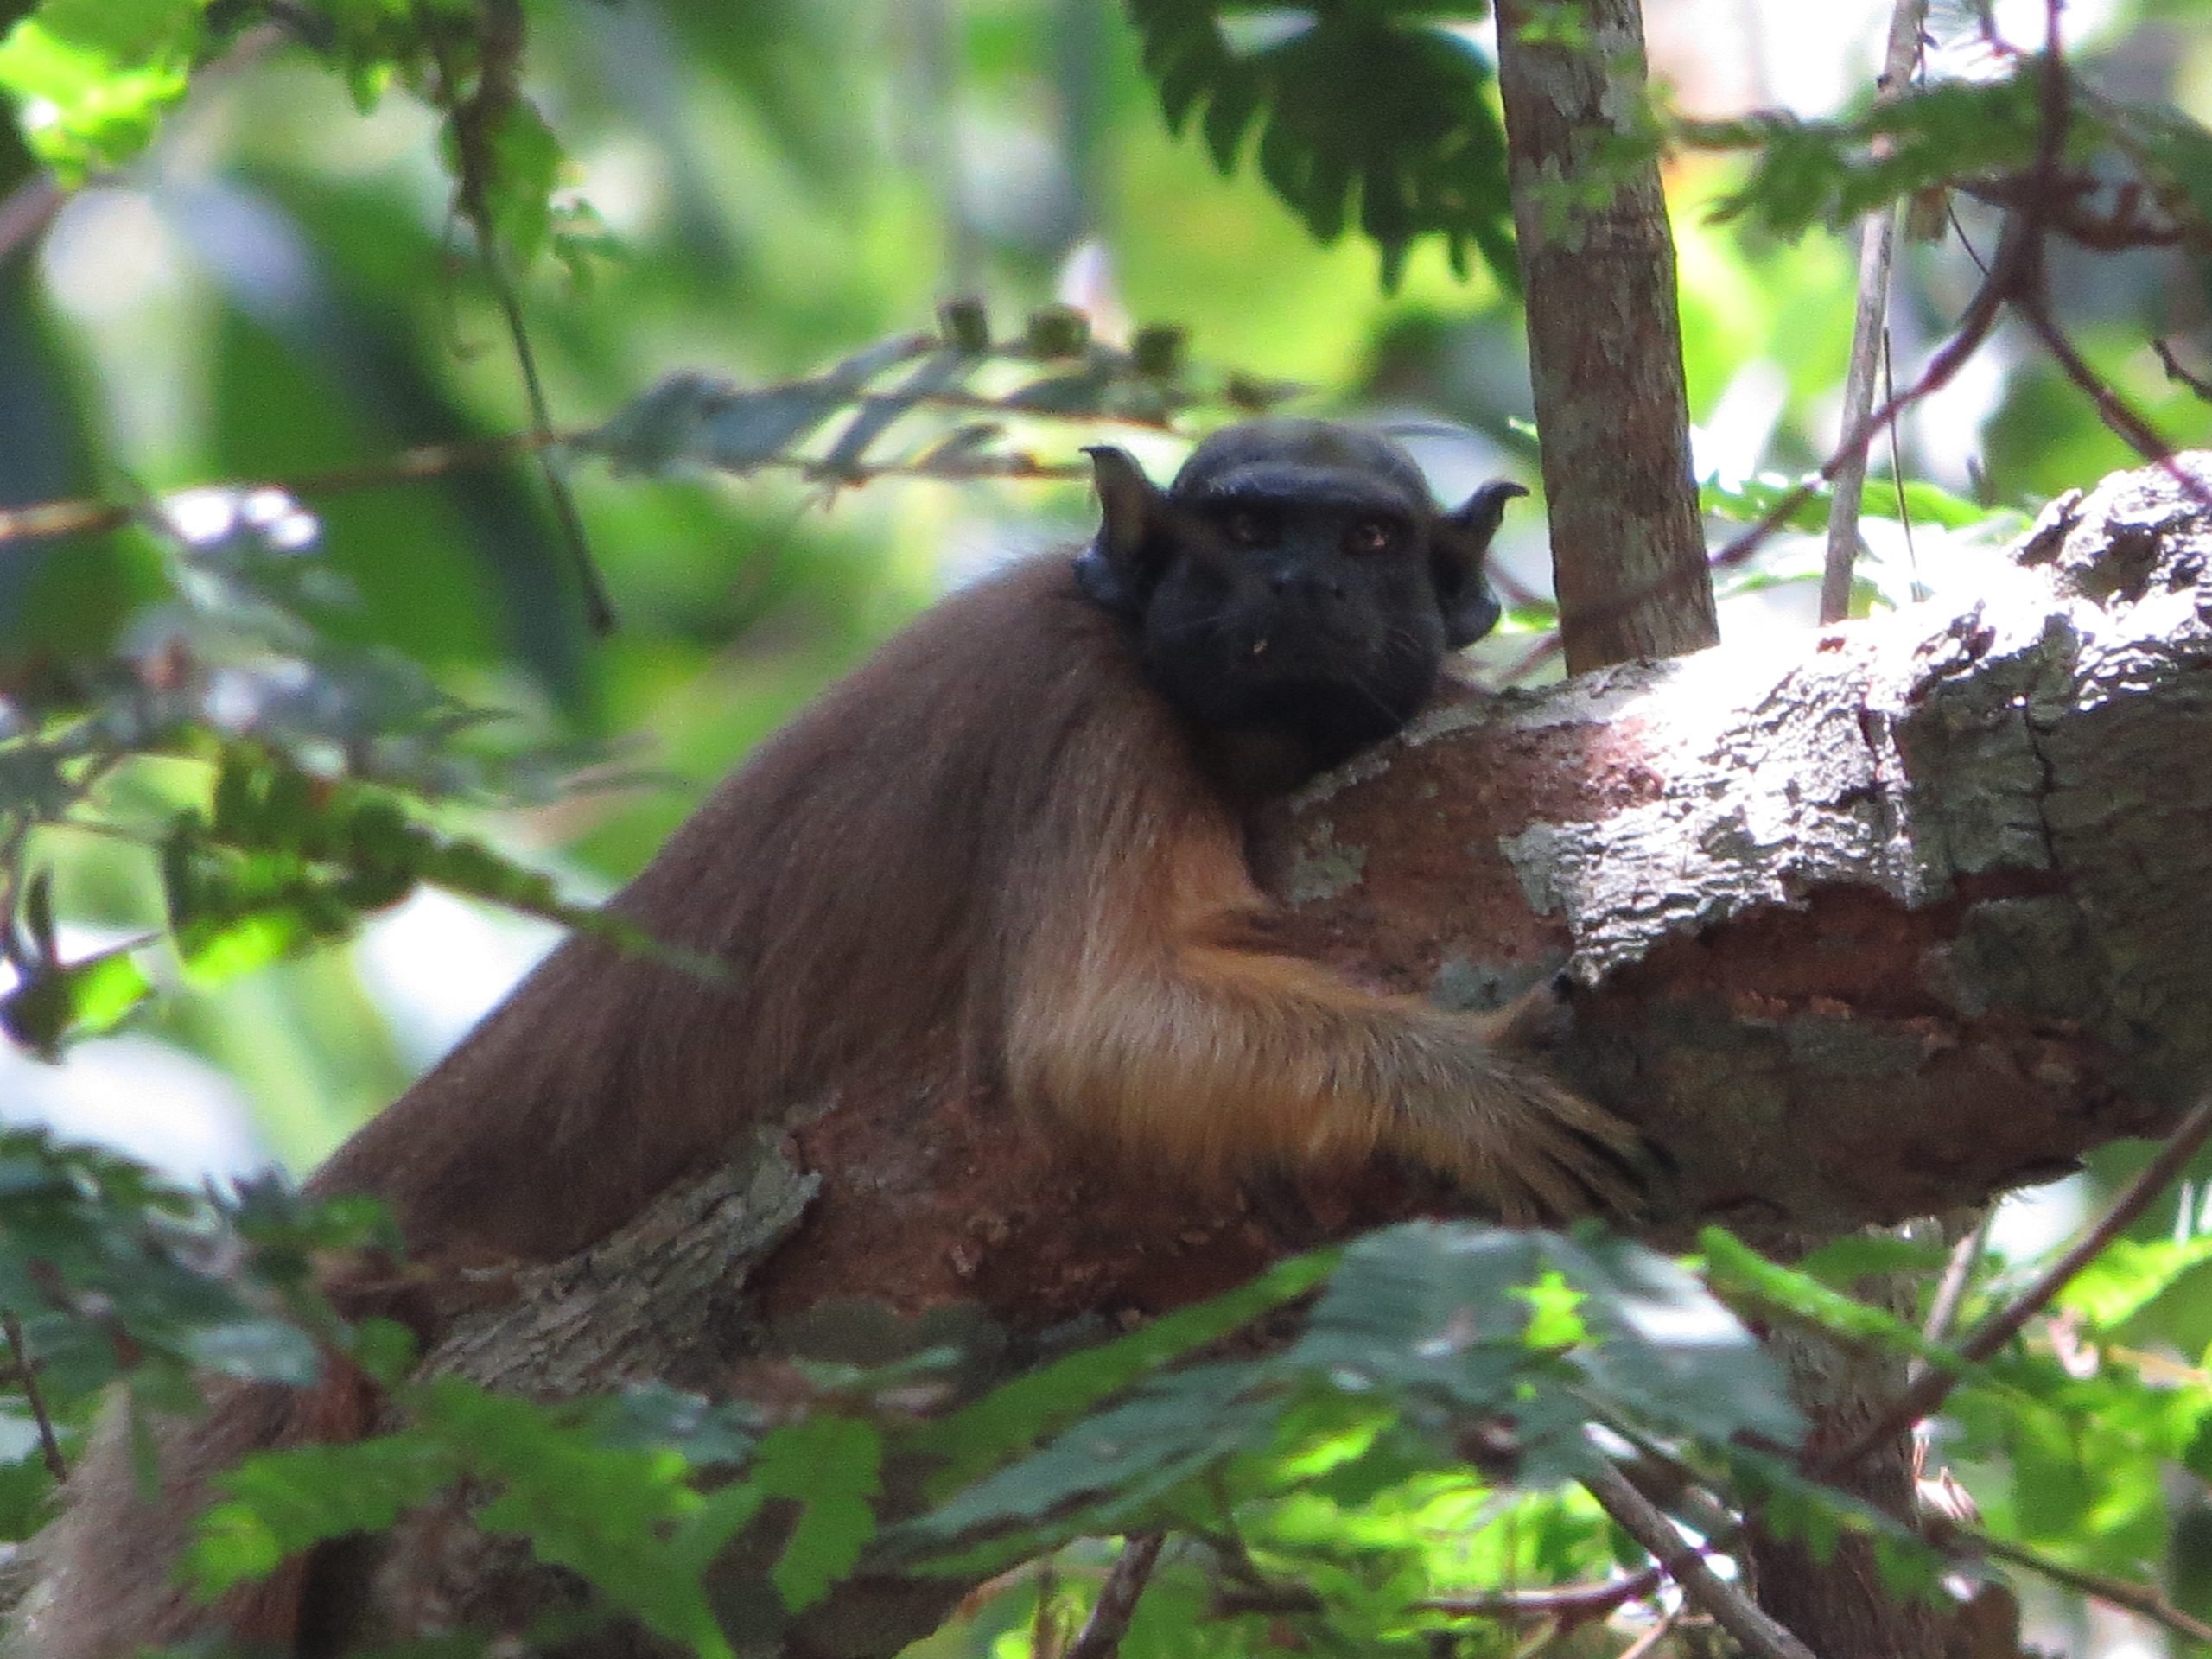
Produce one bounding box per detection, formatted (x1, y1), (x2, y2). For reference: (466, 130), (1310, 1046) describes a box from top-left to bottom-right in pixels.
(181, 1223), (1807, 1651)
(1681, 73), (2063, 238)
(898, 1224), (1801, 1571)
(0, 1128), (403, 1539)
(0, 1130), (394, 1408)
(1123, 3), (1516, 290)
(0, 488), (622, 1055)
(0, 0), (205, 181)
(587, 303), (1280, 488)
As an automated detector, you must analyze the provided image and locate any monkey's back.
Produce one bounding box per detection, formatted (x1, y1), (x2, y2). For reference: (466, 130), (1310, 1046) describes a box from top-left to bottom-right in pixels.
(309, 553), (1188, 1265)
(16, 556), (1202, 1659)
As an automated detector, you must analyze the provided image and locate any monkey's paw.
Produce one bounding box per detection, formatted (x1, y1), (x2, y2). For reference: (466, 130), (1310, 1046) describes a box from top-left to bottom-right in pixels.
(1403, 1055), (1658, 1226)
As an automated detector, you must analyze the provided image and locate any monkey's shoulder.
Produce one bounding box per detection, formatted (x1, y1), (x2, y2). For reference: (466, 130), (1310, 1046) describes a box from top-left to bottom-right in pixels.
(706, 555), (1179, 803)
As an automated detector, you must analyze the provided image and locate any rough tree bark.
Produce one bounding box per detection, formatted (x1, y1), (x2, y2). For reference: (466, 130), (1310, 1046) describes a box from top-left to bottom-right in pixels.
(1492, 0), (1719, 672)
(346, 456), (2212, 1653)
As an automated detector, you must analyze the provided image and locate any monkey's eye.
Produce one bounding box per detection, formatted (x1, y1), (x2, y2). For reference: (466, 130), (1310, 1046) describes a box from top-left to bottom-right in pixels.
(1222, 507), (1280, 548)
(1344, 518), (1398, 556)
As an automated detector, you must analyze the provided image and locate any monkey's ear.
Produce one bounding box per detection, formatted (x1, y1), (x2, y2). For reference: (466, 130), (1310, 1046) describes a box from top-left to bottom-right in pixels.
(1075, 445), (1169, 620)
(1433, 480), (1527, 648)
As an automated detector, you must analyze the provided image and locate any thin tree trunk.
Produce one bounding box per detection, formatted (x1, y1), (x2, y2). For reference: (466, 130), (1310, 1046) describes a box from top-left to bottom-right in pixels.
(1493, 0), (1719, 671)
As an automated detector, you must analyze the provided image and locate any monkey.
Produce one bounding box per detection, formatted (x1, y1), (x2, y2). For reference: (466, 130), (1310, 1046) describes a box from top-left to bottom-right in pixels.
(16, 418), (1641, 1658)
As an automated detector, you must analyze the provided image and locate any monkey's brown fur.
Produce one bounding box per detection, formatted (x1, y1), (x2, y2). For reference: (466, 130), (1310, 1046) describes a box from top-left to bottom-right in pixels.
(21, 429), (1636, 1657)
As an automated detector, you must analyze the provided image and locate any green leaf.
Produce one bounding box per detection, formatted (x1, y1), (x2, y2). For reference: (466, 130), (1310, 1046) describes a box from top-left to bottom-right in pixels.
(1552, 1230), (1804, 1450)
(1125, 3), (1517, 293)
(903, 1357), (1291, 1552)
(0, 1133), (385, 1419)
(192, 1432), (459, 1594)
(753, 1415), (882, 1611)
(906, 1224), (1800, 1573)
(586, 1384), (763, 1470)
(1700, 471), (2017, 537)
(1294, 1224), (1541, 1408)
(0, 944), (153, 1053)
(478, 96), (563, 269)
(1700, 1227), (1976, 1376)
(1791, 1234), (1948, 1288)
(161, 750), (690, 988)
(2058, 1235), (2212, 1331)
(912, 1246), (1338, 1494)
(181, 1317), (323, 1386)
(423, 1378), (737, 1659)
(0, 0), (205, 181)
(1683, 71), (2100, 238)
(1305, 1225), (1801, 1455)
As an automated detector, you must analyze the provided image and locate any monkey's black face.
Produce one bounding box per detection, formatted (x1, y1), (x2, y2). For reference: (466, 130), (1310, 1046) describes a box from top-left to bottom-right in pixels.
(1077, 419), (1519, 786)
(1139, 486), (1453, 769)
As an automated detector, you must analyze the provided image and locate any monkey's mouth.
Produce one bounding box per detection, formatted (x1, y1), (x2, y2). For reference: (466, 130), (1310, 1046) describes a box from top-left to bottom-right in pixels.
(1211, 664), (1434, 751)
(1223, 607), (1379, 668)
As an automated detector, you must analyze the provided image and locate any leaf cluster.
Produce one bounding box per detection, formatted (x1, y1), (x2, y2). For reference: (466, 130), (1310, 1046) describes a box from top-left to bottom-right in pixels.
(181, 1222), (1813, 1654)
(585, 301), (1285, 487)
(0, 487), (621, 1055)
(0, 1127), (403, 1538)
(1124, 2), (1516, 291)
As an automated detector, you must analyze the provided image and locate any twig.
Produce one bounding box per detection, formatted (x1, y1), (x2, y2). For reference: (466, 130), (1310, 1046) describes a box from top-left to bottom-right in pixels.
(1715, 0), (2212, 577)
(1827, 1096), (2212, 1471)
(1065, 1533), (1166, 1659)
(1208, 1584), (1322, 1618)
(1987, 8), (2179, 479)
(3, 1313), (67, 1481)
(1958, 175), (2202, 255)
(1973, 0), (2211, 503)
(1711, 213), (2026, 575)
(2015, 295), (2180, 462)
(2153, 339), (2212, 403)
(1420, 1579), (1662, 1623)
(1580, 1462), (1818, 1659)
(420, 0), (615, 635)
(0, 431), (1089, 549)
(0, 177), (63, 269)
(1909, 1209), (1993, 1383)
(1818, 0), (1927, 626)
(1614, 1607), (1682, 1659)
(1879, 334), (1926, 603)
(1948, 1522), (2212, 1645)
(1497, 632), (1565, 687)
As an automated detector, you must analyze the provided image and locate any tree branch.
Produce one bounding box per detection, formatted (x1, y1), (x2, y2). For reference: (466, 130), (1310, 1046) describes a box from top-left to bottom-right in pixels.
(1580, 1462), (1818, 1659)
(1818, 0), (1927, 626)
(1828, 1096), (2212, 1469)
(1064, 1535), (1165, 1659)
(1945, 1522), (2212, 1645)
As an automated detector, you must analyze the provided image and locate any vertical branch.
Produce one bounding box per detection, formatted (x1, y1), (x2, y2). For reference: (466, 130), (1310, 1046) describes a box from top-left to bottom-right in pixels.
(1492, 0), (1718, 674)
(1065, 1534), (1166, 1659)
(422, 0), (616, 636)
(3, 1313), (67, 1481)
(1818, 0), (1929, 626)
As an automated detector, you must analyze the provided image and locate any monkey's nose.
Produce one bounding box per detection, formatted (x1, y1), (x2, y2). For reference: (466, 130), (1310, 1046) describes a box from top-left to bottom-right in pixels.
(1268, 569), (1346, 601)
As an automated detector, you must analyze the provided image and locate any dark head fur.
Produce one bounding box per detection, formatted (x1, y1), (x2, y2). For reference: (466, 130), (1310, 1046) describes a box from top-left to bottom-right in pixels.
(1077, 418), (1523, 779)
